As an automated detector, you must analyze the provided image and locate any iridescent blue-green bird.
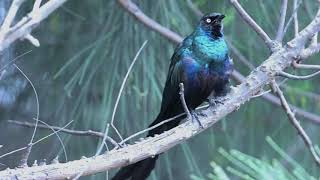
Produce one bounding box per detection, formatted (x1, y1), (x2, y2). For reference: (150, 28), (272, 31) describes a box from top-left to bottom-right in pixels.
(112, 13), (233, 180)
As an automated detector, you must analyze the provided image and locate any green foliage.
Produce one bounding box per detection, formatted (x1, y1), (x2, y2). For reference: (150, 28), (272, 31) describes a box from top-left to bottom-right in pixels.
(191, 137), (318, 180)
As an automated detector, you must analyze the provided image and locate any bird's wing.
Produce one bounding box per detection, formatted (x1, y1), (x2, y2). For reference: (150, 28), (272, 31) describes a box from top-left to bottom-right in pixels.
(157, 55), (187, 118)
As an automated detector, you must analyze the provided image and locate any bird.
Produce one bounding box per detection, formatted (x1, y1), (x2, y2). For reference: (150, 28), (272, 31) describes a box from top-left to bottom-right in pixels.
(112, 12), (233, 180)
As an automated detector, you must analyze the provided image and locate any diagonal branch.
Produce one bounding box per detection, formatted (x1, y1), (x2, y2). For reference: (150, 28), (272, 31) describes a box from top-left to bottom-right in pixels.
(270, 80), (320, 166)
(117, 0), (183, 43)
(276, 0), (288, 41)
(229, 0), (275, 50)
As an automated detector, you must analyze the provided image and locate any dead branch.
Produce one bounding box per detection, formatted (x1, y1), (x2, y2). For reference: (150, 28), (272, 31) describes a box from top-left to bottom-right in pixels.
(277, 70), (320, 80)
(276, 0), (288, 41)
(0, 0), (70, 52)
(229, 0), (275, 50)
(7, 120), (119, 148)
(271, 80), (320, 166)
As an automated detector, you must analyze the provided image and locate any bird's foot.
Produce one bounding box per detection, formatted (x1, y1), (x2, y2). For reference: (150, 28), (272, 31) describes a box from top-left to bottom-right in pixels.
(190, 110), (204, 128)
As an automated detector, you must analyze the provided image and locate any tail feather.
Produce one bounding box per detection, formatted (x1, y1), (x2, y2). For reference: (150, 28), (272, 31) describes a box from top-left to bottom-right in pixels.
(112, 113), (184, 180)
(112, 156), (158, 180)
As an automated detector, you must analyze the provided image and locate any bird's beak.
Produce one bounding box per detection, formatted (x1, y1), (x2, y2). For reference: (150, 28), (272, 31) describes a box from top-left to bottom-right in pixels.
(218, 15), (225, 22)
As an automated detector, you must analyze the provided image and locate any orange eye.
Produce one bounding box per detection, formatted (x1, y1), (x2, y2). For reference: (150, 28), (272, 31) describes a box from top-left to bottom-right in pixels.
(205, 18), (212, 24)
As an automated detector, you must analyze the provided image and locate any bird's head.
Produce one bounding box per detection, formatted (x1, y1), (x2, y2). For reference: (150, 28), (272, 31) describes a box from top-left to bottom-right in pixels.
(198, 13), (225, 38)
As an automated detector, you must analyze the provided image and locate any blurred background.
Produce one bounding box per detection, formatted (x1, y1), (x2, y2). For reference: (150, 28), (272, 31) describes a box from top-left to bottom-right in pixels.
(0, 0), (320, 179)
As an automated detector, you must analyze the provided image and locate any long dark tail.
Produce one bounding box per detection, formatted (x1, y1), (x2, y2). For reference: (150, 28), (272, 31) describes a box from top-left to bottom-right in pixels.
(112, 113), (184, 180)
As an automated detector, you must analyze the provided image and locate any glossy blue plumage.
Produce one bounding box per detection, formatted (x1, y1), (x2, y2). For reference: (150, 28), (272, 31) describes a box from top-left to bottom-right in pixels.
(112, 13), (233, 180)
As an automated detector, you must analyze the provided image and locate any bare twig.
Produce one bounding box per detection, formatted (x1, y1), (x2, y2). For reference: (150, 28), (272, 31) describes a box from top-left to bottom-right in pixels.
(96, 40), (148, 155)
(277, 70), (320, 80)
(276, 0), (288, 41)
(0, 50), (32, 73)
(293, 0), (299, 36)
(0, 0), (70, 52)
(32, 118), (68, 162)
(227, 39), (256, 70)
(271, 81), (320, 166)
(0, 120), (73, 160)
(283, 0), (302, 37)
(8, 120), (119, 149)
(117, 0), (182, 43)
(179, 83), (192, 120)
(229, 0), (274, 50)
(292, 61), (320, 70)
(14, 64), (39, 167)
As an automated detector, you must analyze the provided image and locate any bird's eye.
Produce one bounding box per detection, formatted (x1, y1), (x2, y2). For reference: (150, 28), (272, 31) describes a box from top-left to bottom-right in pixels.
(205, 18), (212, 24)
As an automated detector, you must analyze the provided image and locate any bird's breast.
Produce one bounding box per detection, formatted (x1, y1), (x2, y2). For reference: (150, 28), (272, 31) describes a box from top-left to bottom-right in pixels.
(182, 59), (224, 97)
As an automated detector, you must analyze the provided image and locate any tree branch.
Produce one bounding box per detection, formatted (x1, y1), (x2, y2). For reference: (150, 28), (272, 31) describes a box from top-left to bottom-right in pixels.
(7, 120), (119, 148)
(276, 0), (288, 41)
(271, 80), (320, 166)
(229, 0), (275, 50)
(277, 70), (320, 80)
(0, 0), (70, 53)
(117, 0), (183, 43)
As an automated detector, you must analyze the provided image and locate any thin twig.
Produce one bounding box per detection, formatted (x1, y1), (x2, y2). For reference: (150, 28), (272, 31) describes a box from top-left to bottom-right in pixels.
(0, 120), (74, 160)
(97, 40), (148, 155)
(276, 0), (288, 41)
(8, 120), (119, 148)
(283, 0), (302, 36)
(293, 0), (299, 37)
(292, 61), (320, 70)
(277, 70), (320, 80)
(227, 39), (255, 70)
(119, 114), (184, 145)
(179, 83), (192, 120)
(32, 118), (68, 162)
(117, 0), (183, 43)
(14, 64), (39, 167)
(0, 50), (32, 73)
(229, 0), (274, 50)
(271, 81), (320, 166)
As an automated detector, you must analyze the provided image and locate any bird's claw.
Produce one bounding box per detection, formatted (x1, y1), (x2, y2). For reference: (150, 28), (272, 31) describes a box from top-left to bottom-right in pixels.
(190, 111), (204, 128)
